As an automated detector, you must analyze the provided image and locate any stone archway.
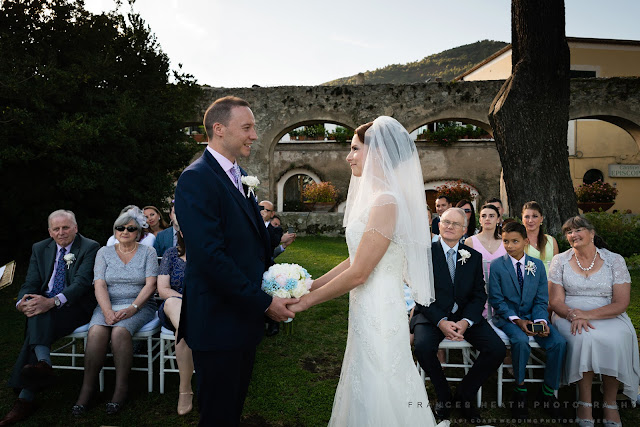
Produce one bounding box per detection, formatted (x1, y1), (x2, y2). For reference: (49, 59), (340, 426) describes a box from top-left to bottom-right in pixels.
(276, 168), (321, 212)
(423, 180), (480, 208)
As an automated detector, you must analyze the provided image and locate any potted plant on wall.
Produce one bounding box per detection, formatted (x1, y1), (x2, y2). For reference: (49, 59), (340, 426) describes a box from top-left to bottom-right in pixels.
(302, 181), (338, 212)
(434, 180), (476, 206)
(575, 180), (618, 212)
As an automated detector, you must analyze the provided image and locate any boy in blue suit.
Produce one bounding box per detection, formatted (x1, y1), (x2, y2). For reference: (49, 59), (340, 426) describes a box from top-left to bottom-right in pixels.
(488, 221), (566, 419)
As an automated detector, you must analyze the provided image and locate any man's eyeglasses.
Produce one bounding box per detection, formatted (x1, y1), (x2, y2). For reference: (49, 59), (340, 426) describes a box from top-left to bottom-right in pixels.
(115, 226), (138, 233)
(441, 220), (464, 229)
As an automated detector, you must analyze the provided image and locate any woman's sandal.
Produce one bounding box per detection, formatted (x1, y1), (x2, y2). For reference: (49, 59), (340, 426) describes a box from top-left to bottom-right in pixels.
(602, 402), (622, 427)
(106, 401), (124, 415)
(575, 401), (595, 427)
(71, 404), (88, 417)
(177, 391), (194, 415)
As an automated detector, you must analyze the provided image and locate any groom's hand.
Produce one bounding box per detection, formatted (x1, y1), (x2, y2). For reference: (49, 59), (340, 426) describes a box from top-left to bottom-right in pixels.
(266, 297), (299, 322)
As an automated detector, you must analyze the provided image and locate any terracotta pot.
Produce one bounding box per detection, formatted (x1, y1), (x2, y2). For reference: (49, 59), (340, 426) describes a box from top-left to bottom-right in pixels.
(577, 202), (615, 213)
(313, 202), (335, 212)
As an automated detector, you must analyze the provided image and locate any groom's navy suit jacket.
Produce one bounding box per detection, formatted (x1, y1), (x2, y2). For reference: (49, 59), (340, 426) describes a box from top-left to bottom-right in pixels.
(175, 149), (272, 351)
(411, 241), (486, 328)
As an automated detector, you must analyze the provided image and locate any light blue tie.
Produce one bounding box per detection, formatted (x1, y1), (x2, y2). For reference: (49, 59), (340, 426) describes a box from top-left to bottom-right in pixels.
(231, 164), (243, 192)
(446, 248), (456, 283)
(48, 247), (66, 297)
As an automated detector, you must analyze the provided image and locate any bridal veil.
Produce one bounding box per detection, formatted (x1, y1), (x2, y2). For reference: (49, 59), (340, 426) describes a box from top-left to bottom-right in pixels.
(343, 116), (435, 306)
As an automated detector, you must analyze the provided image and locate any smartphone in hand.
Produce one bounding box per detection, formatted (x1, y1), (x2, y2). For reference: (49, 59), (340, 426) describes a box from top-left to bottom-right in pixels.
(526, 322), (545, 333)
(287, 226), (295, 233)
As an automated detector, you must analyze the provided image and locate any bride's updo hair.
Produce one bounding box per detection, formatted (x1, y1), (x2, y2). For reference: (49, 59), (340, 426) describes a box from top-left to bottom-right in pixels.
(355, 121), (373, 144)
(358, 118), (416, 168)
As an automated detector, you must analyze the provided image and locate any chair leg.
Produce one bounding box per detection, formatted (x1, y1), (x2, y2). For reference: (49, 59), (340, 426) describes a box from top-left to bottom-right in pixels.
(146, 336), (153, 392)
(160, 337), (166, 394)
(497, 363), (504, 407)
(99, 368), (104, 392)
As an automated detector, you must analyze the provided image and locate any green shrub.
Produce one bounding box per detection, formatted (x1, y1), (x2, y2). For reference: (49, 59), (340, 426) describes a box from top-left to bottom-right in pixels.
(583, 212), (640, 257)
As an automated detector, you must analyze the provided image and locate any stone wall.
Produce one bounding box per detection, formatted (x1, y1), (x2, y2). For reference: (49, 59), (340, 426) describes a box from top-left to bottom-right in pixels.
(277, 212), (345, 236)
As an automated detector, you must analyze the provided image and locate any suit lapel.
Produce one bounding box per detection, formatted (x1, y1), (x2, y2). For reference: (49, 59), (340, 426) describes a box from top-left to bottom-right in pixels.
(522, 255), (535, 301)
(502, 254), (521, 296)
(202, 151), (262, 236)
(43, 239), (57, 290)
(433, 241), (454, 288)
(65, 235), (82, 285)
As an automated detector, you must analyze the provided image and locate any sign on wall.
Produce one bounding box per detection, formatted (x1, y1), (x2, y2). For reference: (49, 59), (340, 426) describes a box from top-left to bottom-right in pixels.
(609, 164), (640, 178)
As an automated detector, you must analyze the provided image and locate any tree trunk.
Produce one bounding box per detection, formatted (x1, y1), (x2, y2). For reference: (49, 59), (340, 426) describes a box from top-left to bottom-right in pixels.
(488, 0), (577, 234)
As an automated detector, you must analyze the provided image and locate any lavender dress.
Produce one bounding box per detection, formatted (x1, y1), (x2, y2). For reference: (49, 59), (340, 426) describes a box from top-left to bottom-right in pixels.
(90, 244), (158, 335)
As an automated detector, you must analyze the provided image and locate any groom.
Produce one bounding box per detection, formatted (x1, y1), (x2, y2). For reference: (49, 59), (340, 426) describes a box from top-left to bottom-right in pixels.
(411, 207), (505, 423)
(175, 96), (296, 426)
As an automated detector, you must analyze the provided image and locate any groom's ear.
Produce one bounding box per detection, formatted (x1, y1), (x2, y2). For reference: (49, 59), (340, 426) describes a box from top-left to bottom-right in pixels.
(212, 122), (225, 137)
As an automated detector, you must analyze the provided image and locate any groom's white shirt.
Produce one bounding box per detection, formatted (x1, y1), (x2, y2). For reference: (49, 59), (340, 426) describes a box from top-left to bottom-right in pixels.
(206, 146), (244, 195)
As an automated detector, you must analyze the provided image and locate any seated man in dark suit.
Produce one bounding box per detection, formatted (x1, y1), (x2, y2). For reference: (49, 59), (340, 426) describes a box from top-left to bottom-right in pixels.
(271, 215), (296, 258)
(411, 207), (506, 423)
(431, 195), (452, 236)
(154, 202), (178, 257)
(1, 210), (99, 426)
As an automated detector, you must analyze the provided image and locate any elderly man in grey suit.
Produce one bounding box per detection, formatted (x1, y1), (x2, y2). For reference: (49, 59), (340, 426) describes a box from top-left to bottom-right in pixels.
(1, 210), (99, 426)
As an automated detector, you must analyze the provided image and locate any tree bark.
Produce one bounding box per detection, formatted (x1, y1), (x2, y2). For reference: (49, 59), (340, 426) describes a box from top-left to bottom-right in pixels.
(488, 0), (577, 234)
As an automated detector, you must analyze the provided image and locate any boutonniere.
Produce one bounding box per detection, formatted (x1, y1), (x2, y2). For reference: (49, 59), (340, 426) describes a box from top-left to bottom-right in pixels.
(241, 175), (260, 198)
(458, 249), (471, 265)
(64, 253), (76, 269)
(525, 260), (536, 276)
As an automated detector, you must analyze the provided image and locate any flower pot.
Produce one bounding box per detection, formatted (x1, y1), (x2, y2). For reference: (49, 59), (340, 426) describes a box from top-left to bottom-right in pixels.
(577, 202), (615, 213)
(312, 202), (335, 212)
(192, 134), (206, 142)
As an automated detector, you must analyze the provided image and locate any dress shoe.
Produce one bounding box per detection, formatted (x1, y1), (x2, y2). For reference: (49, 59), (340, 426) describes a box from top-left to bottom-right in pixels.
(0, 399), (36, 426)
(20, 360), (54, 388)
(177, 391), (193, 415)
(266, 321), (279, 337)
(537, 389), (562, 418)
(510, 388), (529, 420)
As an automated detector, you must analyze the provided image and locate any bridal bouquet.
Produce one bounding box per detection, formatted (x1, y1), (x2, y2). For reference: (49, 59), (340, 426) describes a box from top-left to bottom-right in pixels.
(261, 263), (312, 300)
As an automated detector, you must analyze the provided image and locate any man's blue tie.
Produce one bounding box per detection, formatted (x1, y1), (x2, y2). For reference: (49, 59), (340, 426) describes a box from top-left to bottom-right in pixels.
(48, 247), (67, 297)
(447, 248), (456, 283)
(516, 261), (524, 294)
(231, 164), (243, 193)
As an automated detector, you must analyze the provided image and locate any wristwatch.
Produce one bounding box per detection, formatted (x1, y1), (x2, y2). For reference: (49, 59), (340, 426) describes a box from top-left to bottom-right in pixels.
(53, 296), (61, 308)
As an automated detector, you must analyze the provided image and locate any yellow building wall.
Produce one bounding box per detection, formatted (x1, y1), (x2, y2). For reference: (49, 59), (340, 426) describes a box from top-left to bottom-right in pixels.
(570, 120), (640, 213)
(465, 41), (640, 213)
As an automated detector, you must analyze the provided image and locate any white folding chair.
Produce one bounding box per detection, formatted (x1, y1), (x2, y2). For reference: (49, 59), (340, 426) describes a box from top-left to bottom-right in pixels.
(417, 339), (483, 408)
(159, 326), (178, 394)
(51, 322), (90, 371)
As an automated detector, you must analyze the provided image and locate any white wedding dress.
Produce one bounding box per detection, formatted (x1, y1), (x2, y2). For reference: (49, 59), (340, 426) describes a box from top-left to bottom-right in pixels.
(328, 218), (439, 426)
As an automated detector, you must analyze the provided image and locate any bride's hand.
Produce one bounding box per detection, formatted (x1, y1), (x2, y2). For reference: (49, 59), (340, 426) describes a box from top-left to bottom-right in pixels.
(288, 295), (310, 313)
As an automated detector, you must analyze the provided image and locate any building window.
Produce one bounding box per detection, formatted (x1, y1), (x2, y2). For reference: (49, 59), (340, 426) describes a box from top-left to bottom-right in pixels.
(583, 169), (604, 184)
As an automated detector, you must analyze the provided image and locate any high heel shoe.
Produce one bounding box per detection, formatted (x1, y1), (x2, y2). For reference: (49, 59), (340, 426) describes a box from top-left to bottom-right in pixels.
(177, 391), (194, 415)
(106, 401), (125, 415)
(602, 402), (622, 427)
(575, 401), (594, 427)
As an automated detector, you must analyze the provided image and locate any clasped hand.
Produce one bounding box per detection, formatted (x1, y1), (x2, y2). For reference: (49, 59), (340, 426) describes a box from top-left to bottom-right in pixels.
(18, 294), (54, 317)
(266, 296), (300, 322)
(103, 306), (136, 325)
(567, 309), (595, 335)
(438, 320), (468, 341)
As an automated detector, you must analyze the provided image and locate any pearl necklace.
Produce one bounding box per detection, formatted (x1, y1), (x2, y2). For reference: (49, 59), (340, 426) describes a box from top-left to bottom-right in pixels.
(575, 250), (597, 271)
(117, 243), (138, 255)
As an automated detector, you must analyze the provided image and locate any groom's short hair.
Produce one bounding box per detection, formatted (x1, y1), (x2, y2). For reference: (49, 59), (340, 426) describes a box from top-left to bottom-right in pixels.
(204, 96), (251, 140)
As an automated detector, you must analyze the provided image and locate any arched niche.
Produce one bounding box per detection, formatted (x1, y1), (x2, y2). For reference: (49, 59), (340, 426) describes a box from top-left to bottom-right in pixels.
(276, 168), (321, 212)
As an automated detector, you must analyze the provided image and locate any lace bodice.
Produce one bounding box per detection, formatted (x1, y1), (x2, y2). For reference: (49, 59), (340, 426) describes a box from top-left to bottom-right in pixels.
(548, 248), (631, 299)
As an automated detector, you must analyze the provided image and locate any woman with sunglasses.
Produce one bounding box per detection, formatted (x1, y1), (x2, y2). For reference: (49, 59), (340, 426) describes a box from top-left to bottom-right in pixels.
(456, 199), (477, 240)
(106, 205), (156, 247)
(72, 207), (158, 416)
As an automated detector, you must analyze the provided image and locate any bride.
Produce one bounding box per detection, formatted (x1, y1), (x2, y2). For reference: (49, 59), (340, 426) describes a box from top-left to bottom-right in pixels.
(290, 117), (443, 426)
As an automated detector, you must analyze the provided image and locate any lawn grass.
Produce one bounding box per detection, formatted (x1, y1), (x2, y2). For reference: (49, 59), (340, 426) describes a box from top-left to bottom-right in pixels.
(1, 236), (639, 426)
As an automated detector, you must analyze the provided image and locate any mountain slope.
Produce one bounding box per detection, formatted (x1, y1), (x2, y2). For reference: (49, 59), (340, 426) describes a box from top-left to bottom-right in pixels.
(323, 39), (507, 85)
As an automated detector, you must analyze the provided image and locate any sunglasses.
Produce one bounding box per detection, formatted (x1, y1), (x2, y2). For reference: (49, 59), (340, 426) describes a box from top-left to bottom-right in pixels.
(115, 226), (138, 232)
(258, 206), (273, 212)
(463, 208), (472, 213)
